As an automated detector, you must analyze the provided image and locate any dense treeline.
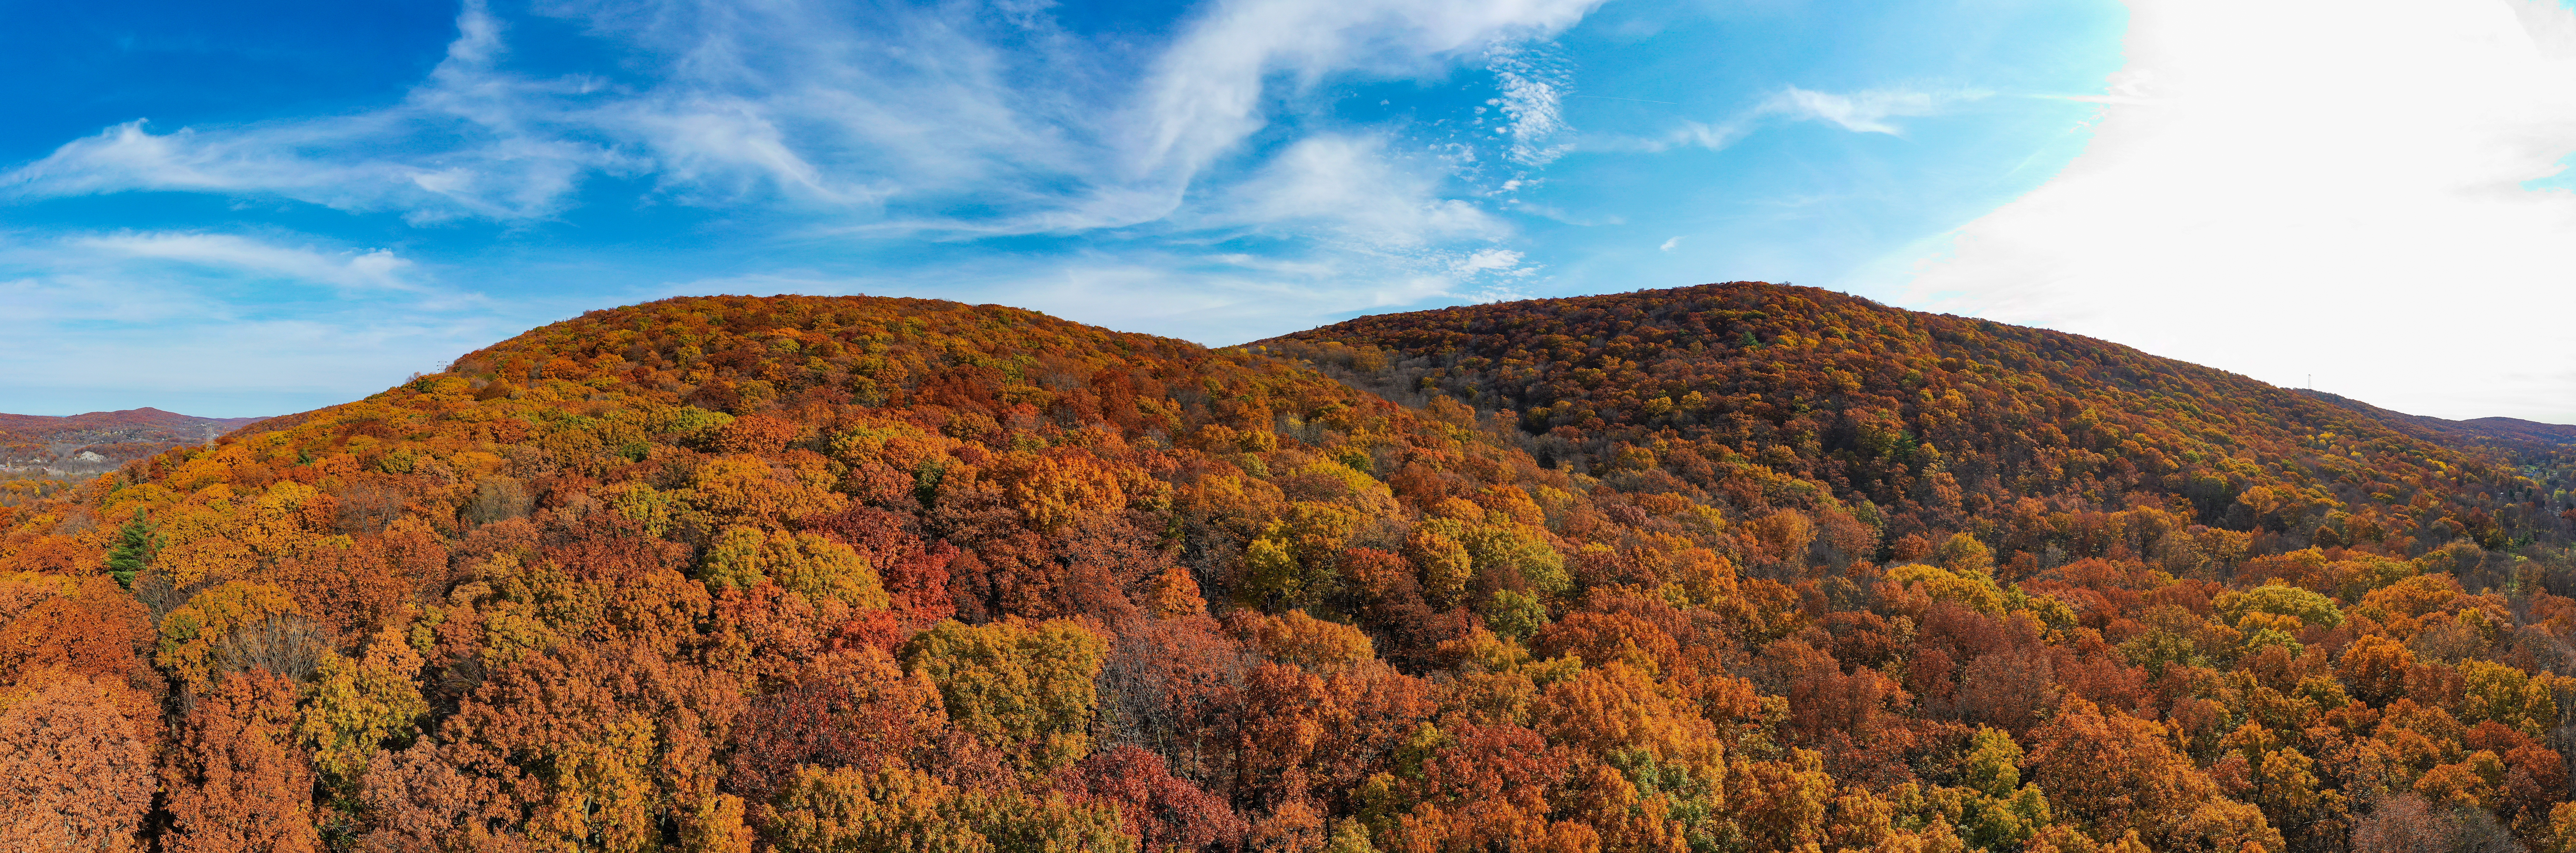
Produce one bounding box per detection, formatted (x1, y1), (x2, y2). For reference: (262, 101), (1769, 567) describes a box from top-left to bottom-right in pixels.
(1, 290), (2573, 852)
(0, 478), (73, 507)
(1264, 282), (2574, 570)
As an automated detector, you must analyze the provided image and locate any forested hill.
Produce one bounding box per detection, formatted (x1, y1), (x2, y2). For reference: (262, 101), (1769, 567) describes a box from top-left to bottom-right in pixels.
(1260, 282), (2575, 576)
(0, 293), (1900, 851)
(10, 292), (2576, 852)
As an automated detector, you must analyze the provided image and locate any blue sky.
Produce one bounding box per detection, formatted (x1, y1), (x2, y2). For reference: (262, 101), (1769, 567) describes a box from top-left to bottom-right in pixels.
(5, 0), (2572, 422)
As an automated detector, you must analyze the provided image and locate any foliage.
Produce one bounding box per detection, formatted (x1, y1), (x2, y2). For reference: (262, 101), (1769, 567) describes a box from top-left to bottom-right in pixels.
(0, 289), (2572, 850)
(0, 672), (156, 851)
(902, 618), (1107, 772)
(1261, 282), (2569, 566)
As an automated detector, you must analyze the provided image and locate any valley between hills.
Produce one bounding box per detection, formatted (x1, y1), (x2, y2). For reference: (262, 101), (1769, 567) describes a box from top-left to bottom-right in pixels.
(4, 282), (2574, 852)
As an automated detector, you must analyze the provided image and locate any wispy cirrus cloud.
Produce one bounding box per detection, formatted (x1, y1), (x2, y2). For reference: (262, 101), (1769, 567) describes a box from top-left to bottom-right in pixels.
(4, 0), (1606, 335)
(75, 233), (428, 295)
(3, 3), (629, 222)
(1592, 84), (1988, 153)
(0, 0), (1629, 412)
(0, 0), (1628, 387)
(6, 0), (1601, 238)
(1209, 134), (1508, 249)
(1, 0), (2129, 418)
(1769, 86), (1989, 135)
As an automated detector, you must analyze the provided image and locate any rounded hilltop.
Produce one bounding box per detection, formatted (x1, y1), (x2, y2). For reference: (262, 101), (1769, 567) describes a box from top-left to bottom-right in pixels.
(1263, 280), (2560, 562)
(0, 289), (2569, 851)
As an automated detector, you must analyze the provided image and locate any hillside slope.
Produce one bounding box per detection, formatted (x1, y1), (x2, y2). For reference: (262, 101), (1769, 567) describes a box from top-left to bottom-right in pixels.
(0, 295), (1870, 852)
(1261, 282), (2572, 579)
(4, 292), (2576, 852)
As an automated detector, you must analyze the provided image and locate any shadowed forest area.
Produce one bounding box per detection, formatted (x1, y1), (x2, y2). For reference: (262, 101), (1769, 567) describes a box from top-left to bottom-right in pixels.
(4, 286), (2575, 852)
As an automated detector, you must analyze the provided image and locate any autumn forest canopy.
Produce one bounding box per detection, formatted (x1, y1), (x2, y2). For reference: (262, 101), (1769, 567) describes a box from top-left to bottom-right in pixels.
(6, 283), (2576, 853)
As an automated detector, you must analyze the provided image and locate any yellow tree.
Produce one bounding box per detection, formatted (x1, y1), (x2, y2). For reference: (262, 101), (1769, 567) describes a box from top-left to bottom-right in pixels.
(298, 625), (430, 789)
(901, 619), (1107, 772)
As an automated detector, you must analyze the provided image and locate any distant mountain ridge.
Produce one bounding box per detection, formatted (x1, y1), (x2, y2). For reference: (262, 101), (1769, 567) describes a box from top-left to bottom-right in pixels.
(0, 406), (266, 435)
(2460, 417), (2576, 445)
(0, 407), (268, 477)
(2294, 389), (2576, 449)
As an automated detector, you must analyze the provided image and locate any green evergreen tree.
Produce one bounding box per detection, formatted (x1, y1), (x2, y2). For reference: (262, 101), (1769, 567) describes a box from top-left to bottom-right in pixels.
(105, 512), (158, 590)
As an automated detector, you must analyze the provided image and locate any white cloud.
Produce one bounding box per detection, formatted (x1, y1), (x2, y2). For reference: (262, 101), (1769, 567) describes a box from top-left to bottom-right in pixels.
(1134, 0), (1599, 180)
(1895, 0), (2576, 422)
(563, 0), (1112, 220)
(1660, 120), (1752, 151)
(75, 233), (430, 295)
(1488, 43), (1574, 166)
(615, 97), (867, 204)
(1659, 236), (1680, 251)
(0, 231), (521, 415)
(1210, 134), (1507, 248)
(1768, 86), (1985, 135)
(1, 0), (1615, 346)
(1453, 248), (1526, 273)
(1599, 84), (1982, 153)
(0, 0), (1636, 415)
(924, 0), (1608, 234)
(2, 3), (629, 221)
(6, 0), (1602, 237)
